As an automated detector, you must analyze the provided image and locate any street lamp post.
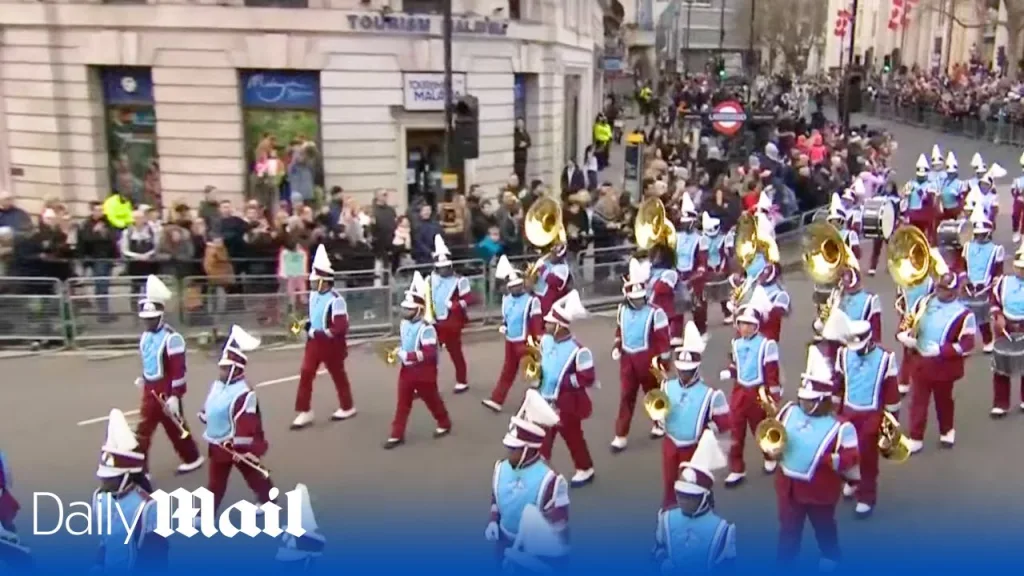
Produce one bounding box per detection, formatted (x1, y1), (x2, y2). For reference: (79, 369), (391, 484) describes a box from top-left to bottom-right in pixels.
(842, 0), (859, 131)
(684, 0), (694, 72)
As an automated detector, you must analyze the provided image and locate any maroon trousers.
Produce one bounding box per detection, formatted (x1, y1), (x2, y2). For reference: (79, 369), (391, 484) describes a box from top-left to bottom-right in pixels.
(489, 341), (527, 406)
(660, 439), (697, 509)
(776, 489), (840, 564)
(898, 347), (916, 389)
(389, 375), (452, 440)
(870, 239), (885, 272)
(295, 337), (353, 413)
(727, 386), (768, 474)
(540, 414), (593, 471)
(1013, 200), (1024, 234)
(908, 373), (955, 440)
(136, 393), (201, 470)
(206, 445), (274, 514)
(992, 374), (1024, 410)
(614, 353), (659, 438)
(436, 323), (468, 384)
(844, 411), (882, 506)
(691, 302), (709, 334)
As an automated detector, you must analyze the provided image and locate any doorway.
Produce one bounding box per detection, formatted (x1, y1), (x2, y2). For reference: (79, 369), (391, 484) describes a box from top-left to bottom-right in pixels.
(406, 129), (445, 206)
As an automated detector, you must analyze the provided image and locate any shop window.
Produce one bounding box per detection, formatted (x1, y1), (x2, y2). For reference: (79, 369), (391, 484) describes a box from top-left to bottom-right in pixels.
(240, 70), (323, 208)
(405, 0), (443, 14)
(509, 0), (521, 19)
(100, 67), (161, 208)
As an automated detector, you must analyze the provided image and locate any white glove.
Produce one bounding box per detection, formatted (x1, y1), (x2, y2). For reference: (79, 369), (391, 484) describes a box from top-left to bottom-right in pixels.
(484, 522), (499, 542)
(165, 395), (180, 417)
(134, 377), (144, 389)
(498, 325), (507, 335)
(831, 453), (841, 471)
(397, 350), (409, 363)
(812, 318), (824, 333)
(920, 342), (941, 357)
(611, 348), (622, 361)
(896, 331), (917, 349)
(719, 369), (731, 381)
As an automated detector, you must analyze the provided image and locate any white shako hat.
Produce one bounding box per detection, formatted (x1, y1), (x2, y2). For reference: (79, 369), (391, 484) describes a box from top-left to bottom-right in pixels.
(930, 144), (943, 166)
(275, 483), (326, 562)
(622, 258), (651, 300)
(674, 321), (705, 371)
(544, 289), (586, 327)
(1019, 151), (1024, 167)
(846, 317), (873, 351)
(970, 202), (993, 233)
(754, 213), (780, 260)
(138, 275), (171, 319)
(798, 345), (834, 400)
(675, 429), (727, 495)
(401, 271), (428, 310)
(971, 152), (987, 175)
(308, 244), (334, 282)
(914, 154), (929, 177)
(503, 389), (560, 450)
(755, 190), (772, 212)
(963, 186), (984, 213)
(981, 163), (1007, 187)
(219, 325), (261, 368)
(702, 211), (720, 234)
(96, 409), (145, 478)
(735, 284), (772, 325)
(826, 192), (846, 221)
(494, 255), (524, 288)
(1016, 238), (1024, 268)
(821, 306), (852, 343)
(680, 192), (697, 220)
(432, 234), (452, 267)
(945, 151), (958, 173)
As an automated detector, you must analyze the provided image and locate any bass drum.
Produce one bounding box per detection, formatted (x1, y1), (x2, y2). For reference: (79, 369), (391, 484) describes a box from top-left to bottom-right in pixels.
(937, 219), (971, 249)
(861, 197), (896, 240)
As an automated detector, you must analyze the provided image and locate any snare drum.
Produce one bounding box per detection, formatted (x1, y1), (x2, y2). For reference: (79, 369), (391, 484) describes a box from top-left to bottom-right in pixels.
(992, 335), (1024, 376)
(861, 197), (897, 240)
(675, 281), (694, 313)
(937, 219), (971, 249)
(704, 274), (732, 303)
(962, 290), (991, 324)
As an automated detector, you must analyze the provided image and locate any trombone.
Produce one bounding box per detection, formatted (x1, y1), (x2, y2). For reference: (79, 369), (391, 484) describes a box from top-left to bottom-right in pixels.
(150, 391), (190, 440)
(878, 411), (912, 463)
(802, 221), (855, 324)
(887, 225), (945, 335)
(376, 340), (401, 366)
(288, 315), (308, 338)
(523, 197), (566, 283)
(755, 387), (787, 457)
(217, 442), (271, 479)
(643, 357), (671, 421)
(521, 335), (542, 380)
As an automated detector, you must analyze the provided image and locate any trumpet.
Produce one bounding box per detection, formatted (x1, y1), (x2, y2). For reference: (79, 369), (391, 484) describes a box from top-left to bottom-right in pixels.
(521, 335), (542, 380)
(376, 341), (401, 365)
(151, 391), (190, 440)
(288, 315), (309, 338)
(754, 387), (787, 457)
(643, 357), (671, 421)
(218, 442), (271, 479)
(878, 411), (912, 463)
(729, 275), (755, 314)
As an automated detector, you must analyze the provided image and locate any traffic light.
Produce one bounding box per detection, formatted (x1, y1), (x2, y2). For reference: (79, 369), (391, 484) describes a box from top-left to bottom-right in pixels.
(883, 54), (892, 73)
(716, 58), (725, 78)
(451, 94), (479, 160)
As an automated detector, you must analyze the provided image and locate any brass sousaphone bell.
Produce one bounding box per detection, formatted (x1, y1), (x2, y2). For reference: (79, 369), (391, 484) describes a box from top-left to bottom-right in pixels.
(887, 225), (946, 334)
(643, 357), (671, 421)
(634, 197), (678, 253)
(801, 221), (856, 324)
(523, 197), (566, 283)
(754, 387), (787, 456)
(878, 411), (912, 463)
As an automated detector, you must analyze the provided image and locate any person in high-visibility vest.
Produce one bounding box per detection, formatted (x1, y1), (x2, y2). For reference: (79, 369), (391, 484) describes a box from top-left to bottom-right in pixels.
(593, 114), (612, 171)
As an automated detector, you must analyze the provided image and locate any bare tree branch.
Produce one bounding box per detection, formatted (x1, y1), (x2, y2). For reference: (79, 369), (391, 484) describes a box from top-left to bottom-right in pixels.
(917, 0), (1024, 33)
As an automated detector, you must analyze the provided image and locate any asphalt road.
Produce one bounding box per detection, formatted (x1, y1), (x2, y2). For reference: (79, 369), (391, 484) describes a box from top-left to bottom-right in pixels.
(5, 121), (1024, 570)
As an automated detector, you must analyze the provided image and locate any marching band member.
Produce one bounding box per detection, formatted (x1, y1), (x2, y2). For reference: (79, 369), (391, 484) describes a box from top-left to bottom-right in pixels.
(928, 144), (945, 186)
(939, 151), (965, 221)
(837, 264), (882, 343)
(902, 154), (938, 243)
(134, 274), (204, 475)
(658, 322), (730, 509)
(767, 347), (860, 571)
(200, 325), (275, 514)
(895, 275), (934, 396)
(385, 272), (453, 449)
(988, 241), (1024, 416)
(967, 152), (986, 192)
(0, 451), (30, 571)
(531, 242), (572, 317)
(699, 212), (732, 324)
(1011, 152), (1024, 243)
(485, 389), (570, 571)
(611, 259), (672, 452)
(975, 162), (1006, 229)
(653, 430), (736, 574)
(962, 204), (1004, 353)
(834, 317), (900, 518)
(674, 193), (707, 339)
(92, 409), (168, 573)
(484, 256), (543, 412)
(647, 242), (680, 342)
(291, 245), (357, 430)
(826, 193), (860, 260)
(754, 214), (789, 342)
(536, 290), (597, 487)
(275, 484), (326, 572)
(811, 308), (851, 374)
(721, 286), (780, 486)
(431, 235), (473, 394)
(897, 271), (975, 451)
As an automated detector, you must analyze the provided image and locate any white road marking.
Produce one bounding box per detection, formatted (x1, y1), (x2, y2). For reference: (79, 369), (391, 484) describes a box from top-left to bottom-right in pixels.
(74, 369), (327, 427)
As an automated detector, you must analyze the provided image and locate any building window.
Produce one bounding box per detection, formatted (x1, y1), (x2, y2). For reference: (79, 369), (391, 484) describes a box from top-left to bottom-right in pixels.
(100, 67), (161, 208)
(405, 0), (443, 14)
(243, 0), (308, 6)
(509, 0), (521, 19)
(239, 70), (322, 205)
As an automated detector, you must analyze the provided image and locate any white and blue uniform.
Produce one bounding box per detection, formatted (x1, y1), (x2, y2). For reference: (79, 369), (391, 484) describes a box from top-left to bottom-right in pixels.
(534, 261), (571, 300)
(777, 403), (860, 482)
(202, 378), (257, 447)
(730, 333), (781, 394)
(995, 276), (1024, 324)
(916, 298), (975, 356)
(836, 347), (900, 413)
(398, 319), (438, 367)
(616, 304), (669, 356)
(431, 273), (471, 322)
(662, 378), (729, 448)
(700, 234), (728, 272)
(91, 487), (162, 575)
(963, 241), (1003, 291)
(538, 335), (592, 401)
(940, 176), (964, 211)
(655, 508), (736, 573)
(491, 459), (569, 541)
(139, 325), (186, 389)
(762, 282), (791, 316)
(501, 293), (541, 343)
(901, 180), (934, 213)
(838, 290), (880, 324)
(307, 289), (347, 337)
(675, 231), (702, 277)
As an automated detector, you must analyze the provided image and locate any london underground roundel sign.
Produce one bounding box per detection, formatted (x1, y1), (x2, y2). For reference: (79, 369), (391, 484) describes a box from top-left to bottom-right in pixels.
(710, 100), (747, 136)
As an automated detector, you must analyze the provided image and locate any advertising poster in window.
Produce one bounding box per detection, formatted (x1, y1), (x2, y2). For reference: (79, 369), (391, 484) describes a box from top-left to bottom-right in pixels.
(101, 68), (161, 208)
(240, 70), (323, 207)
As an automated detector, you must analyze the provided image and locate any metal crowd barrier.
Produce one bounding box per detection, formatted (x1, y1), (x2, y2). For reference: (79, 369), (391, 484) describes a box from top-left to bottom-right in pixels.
(862, 99), (1024, 146)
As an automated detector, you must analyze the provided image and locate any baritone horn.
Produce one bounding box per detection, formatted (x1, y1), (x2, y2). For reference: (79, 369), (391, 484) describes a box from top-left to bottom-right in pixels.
(643, 357), (671, 421)
(523, 197), (566, 282)
(878, 411), (912, 463)
(887, 225), (945, 334)
(521, 335), (542, 380)
(634, 197), (678, 253)
(376, 341), (400, 365)
(755, 387), (787, 456)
